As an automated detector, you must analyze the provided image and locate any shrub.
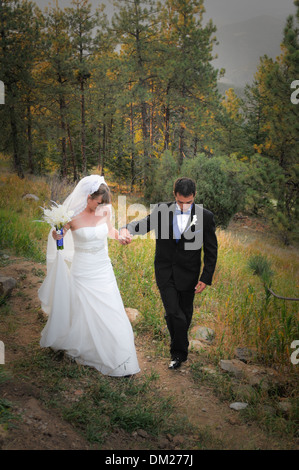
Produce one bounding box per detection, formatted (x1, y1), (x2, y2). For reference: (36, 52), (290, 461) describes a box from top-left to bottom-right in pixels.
(181, 154), (246, 227)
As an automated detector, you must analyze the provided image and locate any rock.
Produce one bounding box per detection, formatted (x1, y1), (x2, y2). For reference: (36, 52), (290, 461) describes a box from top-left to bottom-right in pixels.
(234, 347), (255, 363)
(277, 401), (292, 416)
(125, 308), (140, 323)
(0, 276), (17, 297)
(219, 359), (246, 379)
(191, 326), (215, 342)
(244, 367), (270, 390)
(189, 339), (208, 351)
(229, 402), (248, 411)
(172, 435), (185, 445)
(137, 429), (149, 439)
(227, 416), (241, 425)
(157, 437), (170, 449)
(22, 193), (39, 201)
(220, 359), (288, 392)
(202, 366), (217, 375)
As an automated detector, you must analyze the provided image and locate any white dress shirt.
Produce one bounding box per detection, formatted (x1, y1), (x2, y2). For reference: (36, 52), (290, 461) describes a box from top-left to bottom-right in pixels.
(176, 204), (190, 234)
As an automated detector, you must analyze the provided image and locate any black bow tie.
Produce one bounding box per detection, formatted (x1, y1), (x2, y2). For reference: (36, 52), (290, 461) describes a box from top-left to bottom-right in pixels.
(175, 208), (191, 215)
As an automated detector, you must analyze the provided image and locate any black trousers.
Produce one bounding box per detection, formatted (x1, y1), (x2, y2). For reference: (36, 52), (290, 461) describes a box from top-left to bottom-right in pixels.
(159, 279), (195, 361)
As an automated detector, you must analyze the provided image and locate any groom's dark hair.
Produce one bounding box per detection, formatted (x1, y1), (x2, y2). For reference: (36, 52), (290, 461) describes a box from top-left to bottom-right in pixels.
(173, 177), (196, 197)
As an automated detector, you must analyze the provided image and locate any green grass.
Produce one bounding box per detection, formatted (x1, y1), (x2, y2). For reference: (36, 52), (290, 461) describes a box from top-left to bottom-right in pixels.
(12, 347), (180, 446)
(0, 172), (298, 447)
(1, 172), (298, 366)
(0, 369), (18, 430)
(108, 228), (299, 368)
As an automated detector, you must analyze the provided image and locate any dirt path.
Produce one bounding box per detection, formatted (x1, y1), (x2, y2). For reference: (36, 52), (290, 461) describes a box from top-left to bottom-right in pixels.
(0, 255), (295, 450)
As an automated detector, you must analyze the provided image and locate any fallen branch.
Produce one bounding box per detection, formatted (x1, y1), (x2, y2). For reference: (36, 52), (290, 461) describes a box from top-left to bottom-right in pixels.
(267, 287), (299, 301)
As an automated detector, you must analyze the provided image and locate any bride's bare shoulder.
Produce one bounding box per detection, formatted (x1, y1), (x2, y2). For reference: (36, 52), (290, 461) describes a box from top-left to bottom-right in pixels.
(69, 213), (86, 231)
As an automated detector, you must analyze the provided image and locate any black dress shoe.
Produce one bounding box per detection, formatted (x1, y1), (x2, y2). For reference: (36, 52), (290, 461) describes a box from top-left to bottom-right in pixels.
(168, 357), (182, 369)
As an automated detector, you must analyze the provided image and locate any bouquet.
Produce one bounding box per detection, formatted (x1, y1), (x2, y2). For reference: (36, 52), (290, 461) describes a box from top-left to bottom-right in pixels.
(41, 202), (74, 250)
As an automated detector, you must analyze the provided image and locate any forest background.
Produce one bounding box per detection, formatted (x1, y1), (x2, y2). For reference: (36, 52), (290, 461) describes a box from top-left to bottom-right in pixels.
(0, 0), (298, 244)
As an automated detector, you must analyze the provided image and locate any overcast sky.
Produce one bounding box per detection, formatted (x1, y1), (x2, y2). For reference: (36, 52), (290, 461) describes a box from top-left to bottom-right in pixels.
(33, 0), (297, 26)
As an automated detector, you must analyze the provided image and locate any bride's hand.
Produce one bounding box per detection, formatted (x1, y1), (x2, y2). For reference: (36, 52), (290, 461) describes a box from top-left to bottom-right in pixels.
(119, 228), (132, 245)
(52, 229), (62, 241)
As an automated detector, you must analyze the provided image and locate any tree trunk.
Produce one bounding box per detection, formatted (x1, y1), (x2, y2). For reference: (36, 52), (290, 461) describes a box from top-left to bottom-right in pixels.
(26, 103), (34, 174)
(59, 96), (67, 178)
(141, 100), (150, 185)
(10, 104), (24, 178)
(150, 80), (154, 147)
(102, 121), (106, 176)
(98, 124), (102, 174)
(178, 119), (185, 167)
(193, 136), (198, 157)
(130, 102), (135, 192)
(178, 88), (186, 167)
(7, 81), (23, 178)
(80, 78), (87, 175)
(66, 121), (77, 181)
(164, 104), (170, 151)
(164, 83), (170, 150)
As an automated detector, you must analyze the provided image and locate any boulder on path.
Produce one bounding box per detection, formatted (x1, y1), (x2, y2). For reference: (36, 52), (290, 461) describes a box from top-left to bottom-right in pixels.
(189, 339), (209, 352)
(125, 308), (140, 323)
(219, 359), (246, 379)
(229, 402), (248, 411)
(0, 275), (17, 298)
(219, 358), (289, 391)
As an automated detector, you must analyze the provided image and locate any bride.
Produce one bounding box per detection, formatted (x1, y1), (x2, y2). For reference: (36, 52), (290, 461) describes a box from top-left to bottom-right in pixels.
(38, 175), (140, 377)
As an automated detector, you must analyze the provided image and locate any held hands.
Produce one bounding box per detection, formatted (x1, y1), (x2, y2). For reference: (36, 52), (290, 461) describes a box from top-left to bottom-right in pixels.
(195, 281), (207, 294)
(118, 228), (133, 245)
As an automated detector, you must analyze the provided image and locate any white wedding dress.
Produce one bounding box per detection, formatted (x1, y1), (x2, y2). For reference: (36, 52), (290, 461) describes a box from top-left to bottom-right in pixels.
(38, 223), (140, 377)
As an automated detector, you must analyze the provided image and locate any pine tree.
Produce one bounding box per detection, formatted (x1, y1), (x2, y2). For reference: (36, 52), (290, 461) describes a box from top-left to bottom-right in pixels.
(156, 0), (220, 165)
(244, 1), (299, 242)
(220, 88), (246, 158)
(91, 6), (122, 178)
(66, 0), (97, 175)
(0, 0), (41, 177)
(112, 0), (157, 190)
(38, 3), (75, 178)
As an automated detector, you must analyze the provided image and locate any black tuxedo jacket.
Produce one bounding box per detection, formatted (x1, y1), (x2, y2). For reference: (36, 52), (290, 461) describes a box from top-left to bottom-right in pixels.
(126, 202), (218, 291)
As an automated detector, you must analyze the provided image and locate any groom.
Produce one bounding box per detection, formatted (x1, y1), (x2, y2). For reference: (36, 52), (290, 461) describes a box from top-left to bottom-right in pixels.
(120, 177), (218, 370)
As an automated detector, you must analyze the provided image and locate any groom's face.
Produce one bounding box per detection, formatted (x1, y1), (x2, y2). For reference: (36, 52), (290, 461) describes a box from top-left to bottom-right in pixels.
(174, 192), (195, 213)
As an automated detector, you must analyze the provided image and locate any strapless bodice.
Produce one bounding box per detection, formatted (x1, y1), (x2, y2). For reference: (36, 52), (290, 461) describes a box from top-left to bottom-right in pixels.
(71, 224), (108, 253)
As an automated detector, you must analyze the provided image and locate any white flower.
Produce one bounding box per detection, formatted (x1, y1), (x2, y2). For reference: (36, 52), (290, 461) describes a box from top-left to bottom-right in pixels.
(190, 215), (197, 227)
(41, 202), (74, 229)
(185, 215), (198, 233)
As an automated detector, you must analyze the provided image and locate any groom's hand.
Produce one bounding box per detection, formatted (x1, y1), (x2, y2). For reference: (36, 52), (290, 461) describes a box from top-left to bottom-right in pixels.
(195, 281), (206, 294)
(119, 228), (133, 245)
